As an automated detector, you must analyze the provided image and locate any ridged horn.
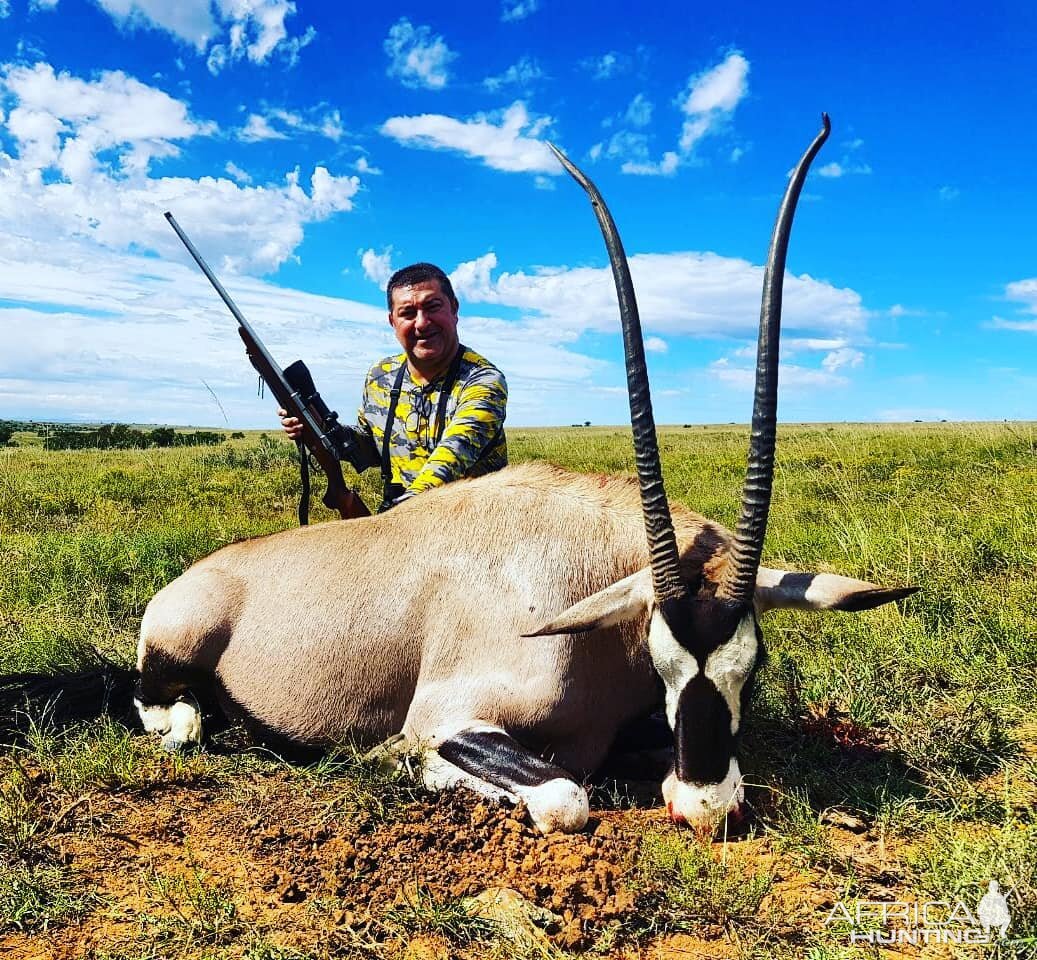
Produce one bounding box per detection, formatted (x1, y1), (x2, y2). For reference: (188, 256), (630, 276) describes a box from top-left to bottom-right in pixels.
(717, 114), (832, 605)
(549, 142), (687, 603)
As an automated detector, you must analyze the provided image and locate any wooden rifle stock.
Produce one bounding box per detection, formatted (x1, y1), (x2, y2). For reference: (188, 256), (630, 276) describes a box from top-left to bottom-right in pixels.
(164, 211), (370, 521)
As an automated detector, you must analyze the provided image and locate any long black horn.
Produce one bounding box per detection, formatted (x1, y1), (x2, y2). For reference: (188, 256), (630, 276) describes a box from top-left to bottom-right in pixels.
(718, 114), (831, 605)
(549, 143), (687, 603)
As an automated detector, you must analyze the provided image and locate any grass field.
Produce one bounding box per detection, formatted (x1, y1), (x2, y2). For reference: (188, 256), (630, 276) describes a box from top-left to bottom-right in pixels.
(1, 423), (1034, 958)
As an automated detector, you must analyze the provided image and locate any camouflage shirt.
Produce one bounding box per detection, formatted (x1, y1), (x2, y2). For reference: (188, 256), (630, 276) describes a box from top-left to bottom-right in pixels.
(346, 346), (508, 494)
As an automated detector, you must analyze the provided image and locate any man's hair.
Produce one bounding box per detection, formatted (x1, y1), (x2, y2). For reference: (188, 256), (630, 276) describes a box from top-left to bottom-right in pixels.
(386, 263), (458, 311)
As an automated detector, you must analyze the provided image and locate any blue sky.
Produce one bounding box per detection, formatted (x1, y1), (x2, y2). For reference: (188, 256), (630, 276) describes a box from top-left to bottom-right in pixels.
(1, 0), (1034, 428)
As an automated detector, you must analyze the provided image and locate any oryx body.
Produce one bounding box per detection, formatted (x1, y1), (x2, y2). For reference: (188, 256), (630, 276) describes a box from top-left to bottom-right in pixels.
(137, 461), (905, 832)
(138, 463), (706, 831)
(136, 117), (915, 833)
(137, 462), (675, 772)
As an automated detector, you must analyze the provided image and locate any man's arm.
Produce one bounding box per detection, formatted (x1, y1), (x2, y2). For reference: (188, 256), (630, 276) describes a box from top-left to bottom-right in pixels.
(407, 367), (507, 493)
(279, 409), (379, 472)
(279, 373), (380, 473)
(349, 392), (381, 472)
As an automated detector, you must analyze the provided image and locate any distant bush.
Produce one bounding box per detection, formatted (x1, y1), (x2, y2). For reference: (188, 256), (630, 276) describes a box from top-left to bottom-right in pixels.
(42, 424), (226, 451)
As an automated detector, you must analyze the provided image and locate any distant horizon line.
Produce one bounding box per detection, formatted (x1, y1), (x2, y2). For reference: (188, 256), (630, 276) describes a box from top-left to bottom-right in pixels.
(4, 417), (1033, 432)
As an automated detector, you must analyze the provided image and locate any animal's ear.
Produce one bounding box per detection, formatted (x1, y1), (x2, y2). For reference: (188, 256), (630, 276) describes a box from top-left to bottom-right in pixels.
(755, 566), (918, 614)
(523, 570), (653, 636)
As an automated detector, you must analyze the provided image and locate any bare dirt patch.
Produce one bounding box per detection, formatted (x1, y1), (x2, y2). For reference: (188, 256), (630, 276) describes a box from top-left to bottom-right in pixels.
(0, 754), (925, 960)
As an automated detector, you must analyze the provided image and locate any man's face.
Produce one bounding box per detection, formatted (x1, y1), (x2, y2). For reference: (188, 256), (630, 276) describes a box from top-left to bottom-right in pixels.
(388, 280), (460, 370)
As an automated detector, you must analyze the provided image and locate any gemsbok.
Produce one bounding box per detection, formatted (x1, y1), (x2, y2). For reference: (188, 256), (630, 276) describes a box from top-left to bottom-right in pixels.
(130, 115), (915, 833)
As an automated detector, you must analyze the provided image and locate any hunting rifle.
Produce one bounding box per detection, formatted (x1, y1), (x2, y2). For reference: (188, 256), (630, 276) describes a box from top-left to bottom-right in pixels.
(164, 212), (370, 523)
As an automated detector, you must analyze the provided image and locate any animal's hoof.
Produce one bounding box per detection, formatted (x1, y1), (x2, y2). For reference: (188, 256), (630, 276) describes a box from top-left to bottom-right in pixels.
(524, 779), (590, 834)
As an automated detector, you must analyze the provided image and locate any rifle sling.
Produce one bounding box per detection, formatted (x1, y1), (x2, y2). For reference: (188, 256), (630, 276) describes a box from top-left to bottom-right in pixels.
(296, 440), (310, 526)
(379, 347), (464, 506)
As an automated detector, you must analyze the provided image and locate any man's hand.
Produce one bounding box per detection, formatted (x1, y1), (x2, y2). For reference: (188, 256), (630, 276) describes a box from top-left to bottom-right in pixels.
(278, 408), (304, 441)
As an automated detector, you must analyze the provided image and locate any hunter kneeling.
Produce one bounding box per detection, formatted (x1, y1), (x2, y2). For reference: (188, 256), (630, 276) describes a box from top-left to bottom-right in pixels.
(281, 263), (508, 512)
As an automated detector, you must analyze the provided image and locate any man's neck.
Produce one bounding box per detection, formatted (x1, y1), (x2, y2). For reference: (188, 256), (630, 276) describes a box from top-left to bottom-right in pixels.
(406, 344), (460, 386)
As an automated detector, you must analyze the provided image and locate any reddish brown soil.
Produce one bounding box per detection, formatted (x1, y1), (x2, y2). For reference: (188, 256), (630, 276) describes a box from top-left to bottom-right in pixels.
(1, 765), (921, 960)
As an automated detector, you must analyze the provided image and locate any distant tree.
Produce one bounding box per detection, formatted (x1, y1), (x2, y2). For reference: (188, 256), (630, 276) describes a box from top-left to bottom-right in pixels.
(584, 421), (591, 427)
(0, 425), (13, 446)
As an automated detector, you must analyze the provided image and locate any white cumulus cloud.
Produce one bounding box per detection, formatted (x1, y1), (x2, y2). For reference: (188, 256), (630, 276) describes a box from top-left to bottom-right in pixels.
(449, 249), (868, 341)
(582, 51), (626, 80)
(678, 51), (749, 153)
(501, 0), (539, 21)
(239, 112), (286, 141)
(622, 152), (679, 177)
(224, 160), (251, 183)
(381, 101), (558, 174)
(821, 347), (864, 372)
(0, 61), (361, 275)
(237, 105), (345, 142)
(711, 358), (849, 390)
(384, 17), (456, 90)
(600, 52), (750, 178)
(987, 277), (1037, 332)
(354, 155), (381, 176)
(94, 0), (215, 49)
(624, 93), (653, 128)
(359, 246), (394, 286)
(4, 62), (213, 178)
(309, 166), (359, 216)
(483, 56), (543, 92)
(1005, 277), (1037, 313)
(815, 139), (871, 180)
(93, 0), (314, 71)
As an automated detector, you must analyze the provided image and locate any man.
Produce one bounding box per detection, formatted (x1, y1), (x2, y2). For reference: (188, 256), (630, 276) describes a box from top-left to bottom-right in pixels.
(281, 262), (507, 511)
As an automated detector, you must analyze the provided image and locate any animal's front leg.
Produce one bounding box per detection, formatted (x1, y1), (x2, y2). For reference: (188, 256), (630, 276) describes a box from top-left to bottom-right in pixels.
(424, 724), (589, 834)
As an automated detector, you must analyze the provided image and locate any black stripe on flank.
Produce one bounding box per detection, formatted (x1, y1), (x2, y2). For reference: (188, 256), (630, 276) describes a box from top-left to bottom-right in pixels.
(438, 729), (576, 791)
(673, 674), (735, 784)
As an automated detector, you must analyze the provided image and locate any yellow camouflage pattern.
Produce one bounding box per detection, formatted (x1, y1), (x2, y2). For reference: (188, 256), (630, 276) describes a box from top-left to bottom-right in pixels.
(351, 346), (507, 492)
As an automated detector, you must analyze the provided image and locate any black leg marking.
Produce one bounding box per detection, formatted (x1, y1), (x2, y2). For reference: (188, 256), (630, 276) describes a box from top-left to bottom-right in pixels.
(438, 729), (574, 793)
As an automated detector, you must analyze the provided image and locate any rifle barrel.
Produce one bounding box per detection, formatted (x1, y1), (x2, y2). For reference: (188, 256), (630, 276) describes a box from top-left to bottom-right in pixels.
(164, 212), (280, 374)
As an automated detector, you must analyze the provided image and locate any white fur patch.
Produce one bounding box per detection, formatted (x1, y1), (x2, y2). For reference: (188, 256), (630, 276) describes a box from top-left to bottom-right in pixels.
(662, 756), (744, 827)
(646, 609), (699, 727)
(703, 613), (759, 734)
(135, 696), (202, 751)
(420, 749), (515, 801)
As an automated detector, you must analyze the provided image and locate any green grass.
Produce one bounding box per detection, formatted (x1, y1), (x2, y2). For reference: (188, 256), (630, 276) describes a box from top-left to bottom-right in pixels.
(299, 741), (431, 825)
(142, 849), (243, 949)
(20, 714), (194, 795)
(634, 827), (774, 931)
(0, 860), (96, 932)
(909, 818), (1037, 948)
(381, 887), (501, 945)
(0, 423), (1034, 955)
